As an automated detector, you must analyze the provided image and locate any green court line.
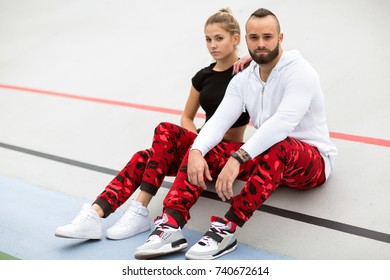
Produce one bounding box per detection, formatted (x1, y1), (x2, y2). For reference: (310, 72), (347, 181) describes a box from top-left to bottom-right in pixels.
(0, 251), (19, 260)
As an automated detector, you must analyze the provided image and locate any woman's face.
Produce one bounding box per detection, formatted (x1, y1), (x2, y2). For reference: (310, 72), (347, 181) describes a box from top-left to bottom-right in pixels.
(205, 23), (238, 61)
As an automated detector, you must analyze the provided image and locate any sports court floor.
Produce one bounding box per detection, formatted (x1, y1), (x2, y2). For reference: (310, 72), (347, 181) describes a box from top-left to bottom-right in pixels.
(1, 0), (390, 261)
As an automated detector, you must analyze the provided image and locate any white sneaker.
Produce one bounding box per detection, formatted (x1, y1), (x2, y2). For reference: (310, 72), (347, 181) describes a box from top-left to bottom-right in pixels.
(106, 199), (151, 240)
(134, 213), (188, 259)
(185, 216), (237, 260)
(55, 203), (102, 239)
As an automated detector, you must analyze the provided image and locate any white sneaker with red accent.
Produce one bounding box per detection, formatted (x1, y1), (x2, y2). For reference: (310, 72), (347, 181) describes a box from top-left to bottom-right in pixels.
(134, 213), (188, 259)
(185, 216), (237, 260)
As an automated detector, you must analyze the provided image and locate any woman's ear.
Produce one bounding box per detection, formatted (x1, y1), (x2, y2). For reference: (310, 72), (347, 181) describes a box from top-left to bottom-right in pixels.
(233, 33), (240, 46)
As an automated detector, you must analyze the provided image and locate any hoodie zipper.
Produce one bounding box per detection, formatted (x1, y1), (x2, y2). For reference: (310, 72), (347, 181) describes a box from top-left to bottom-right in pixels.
(258, 65), (279, 125)
(258, 79), (266, 125)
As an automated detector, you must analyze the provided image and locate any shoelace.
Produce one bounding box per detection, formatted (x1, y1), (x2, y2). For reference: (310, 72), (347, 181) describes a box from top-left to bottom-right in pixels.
(210, 222), (230, 235)
(71, 209), (93, 225)
(153, 215), (169, 230)
(198, 235), (214, 246)
(115, 208), (137, 227)
(145, 216), (167, 243)
(198, 222), (231, 246)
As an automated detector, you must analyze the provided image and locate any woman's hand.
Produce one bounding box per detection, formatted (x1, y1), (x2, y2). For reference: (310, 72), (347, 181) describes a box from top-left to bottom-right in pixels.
(233, 55), (252, 74)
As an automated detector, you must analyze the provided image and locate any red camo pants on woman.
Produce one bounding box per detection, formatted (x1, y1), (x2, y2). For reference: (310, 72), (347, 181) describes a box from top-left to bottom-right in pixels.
(94, 122), (197, 218)
(163, 137), (326, 227)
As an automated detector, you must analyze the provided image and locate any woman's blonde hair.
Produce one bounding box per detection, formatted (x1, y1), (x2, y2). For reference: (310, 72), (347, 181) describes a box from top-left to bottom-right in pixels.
(205, 8), (241, 38)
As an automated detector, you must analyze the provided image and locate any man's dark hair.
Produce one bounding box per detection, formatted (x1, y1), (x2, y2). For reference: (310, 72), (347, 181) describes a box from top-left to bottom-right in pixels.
(249, 8), (281, 33)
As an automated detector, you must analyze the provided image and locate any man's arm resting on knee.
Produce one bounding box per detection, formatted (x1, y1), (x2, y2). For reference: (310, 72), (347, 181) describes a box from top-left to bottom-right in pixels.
(188, 149), (212, 189)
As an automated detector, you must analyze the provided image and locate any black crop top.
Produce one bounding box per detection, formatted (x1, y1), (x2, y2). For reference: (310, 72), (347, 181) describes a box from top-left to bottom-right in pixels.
(192, 63), (250, 128)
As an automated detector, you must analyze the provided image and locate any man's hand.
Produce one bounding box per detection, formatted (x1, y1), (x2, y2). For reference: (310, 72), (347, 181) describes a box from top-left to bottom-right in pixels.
(215, 157), (240, 201)
(187, 149), (212, 189)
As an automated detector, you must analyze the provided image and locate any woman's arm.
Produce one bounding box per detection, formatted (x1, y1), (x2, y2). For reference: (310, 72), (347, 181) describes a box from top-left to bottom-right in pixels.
(180, 85), (201, 134)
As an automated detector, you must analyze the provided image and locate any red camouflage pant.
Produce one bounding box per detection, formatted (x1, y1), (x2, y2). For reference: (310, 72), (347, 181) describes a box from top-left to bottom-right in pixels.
(94, 122), (197, 217)
(163, 137), (326, 227)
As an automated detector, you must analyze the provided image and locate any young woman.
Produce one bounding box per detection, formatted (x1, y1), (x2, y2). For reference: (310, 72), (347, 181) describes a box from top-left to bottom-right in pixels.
(55, 8), (250, 240)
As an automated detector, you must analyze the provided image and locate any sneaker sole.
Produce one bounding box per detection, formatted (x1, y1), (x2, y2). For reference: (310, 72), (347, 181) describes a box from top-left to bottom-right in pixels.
(185, 239), (237, 260)
(134, 239), (188, 260)
(55, 230), (101, 240)
(106, 224), (151, 240)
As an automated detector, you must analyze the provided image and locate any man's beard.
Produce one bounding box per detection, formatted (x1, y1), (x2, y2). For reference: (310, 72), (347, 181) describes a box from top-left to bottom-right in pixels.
(249, 43), (279, 64)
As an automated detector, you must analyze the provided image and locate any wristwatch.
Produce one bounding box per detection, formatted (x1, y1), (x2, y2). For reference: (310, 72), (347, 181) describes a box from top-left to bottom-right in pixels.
(231, 152), (244, 164)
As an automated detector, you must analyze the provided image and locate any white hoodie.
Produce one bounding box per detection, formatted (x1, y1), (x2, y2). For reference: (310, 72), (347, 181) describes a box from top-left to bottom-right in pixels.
(191, 50), (337, 179)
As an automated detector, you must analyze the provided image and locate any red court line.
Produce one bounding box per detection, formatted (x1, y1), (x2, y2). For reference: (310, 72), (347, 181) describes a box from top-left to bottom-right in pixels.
(329, 132), (390, 148)
(1, 84), (390, 148)
(0, 84), (205, 119)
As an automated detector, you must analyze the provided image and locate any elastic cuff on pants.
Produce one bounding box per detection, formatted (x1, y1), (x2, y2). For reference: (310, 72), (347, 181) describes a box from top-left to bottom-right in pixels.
(93, 198), (114, 218)
(140, 181), (159, 196)
(225, 208), (246, 227)
(165, 208), (187, 229)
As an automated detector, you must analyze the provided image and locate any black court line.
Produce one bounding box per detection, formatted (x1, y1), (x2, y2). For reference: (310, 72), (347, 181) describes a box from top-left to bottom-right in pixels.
(199, 190), (390, 244)
(0, 142), (118, 176)
(1, 141), (390, 244)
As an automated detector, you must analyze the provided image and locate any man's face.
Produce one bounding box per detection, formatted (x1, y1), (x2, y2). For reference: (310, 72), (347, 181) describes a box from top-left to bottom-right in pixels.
(245, 16), (282, 65)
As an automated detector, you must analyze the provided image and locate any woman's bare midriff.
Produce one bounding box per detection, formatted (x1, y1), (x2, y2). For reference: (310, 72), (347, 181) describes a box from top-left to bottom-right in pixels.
(223, 125), (247, 142)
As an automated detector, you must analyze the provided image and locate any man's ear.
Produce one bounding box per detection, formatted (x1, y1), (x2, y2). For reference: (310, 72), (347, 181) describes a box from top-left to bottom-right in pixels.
(279, 32), (284, 44)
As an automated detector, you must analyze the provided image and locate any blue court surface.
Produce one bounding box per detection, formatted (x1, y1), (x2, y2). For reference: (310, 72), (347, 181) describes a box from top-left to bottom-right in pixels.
(0, 174), (287, 260)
